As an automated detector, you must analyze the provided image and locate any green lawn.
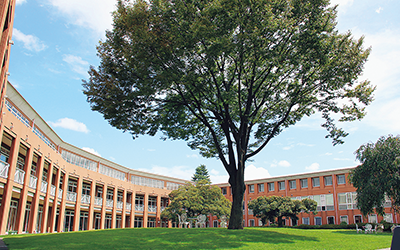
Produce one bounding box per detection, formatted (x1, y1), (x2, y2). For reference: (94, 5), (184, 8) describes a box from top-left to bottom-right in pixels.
(2, 227), (393, 250)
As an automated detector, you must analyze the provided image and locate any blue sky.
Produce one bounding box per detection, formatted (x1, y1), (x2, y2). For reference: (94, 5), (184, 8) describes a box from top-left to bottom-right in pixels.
(8, 0), (400, 183)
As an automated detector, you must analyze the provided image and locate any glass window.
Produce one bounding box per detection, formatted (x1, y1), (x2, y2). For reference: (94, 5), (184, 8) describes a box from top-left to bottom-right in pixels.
(340, 216), (348, 224)
(368, 214), (377, 224)
(278, 181), (285, 191)
(327, 216), (335, 224)
(248, 184), (254, 193)
(268, 182), (275, 192)
(337, 174), (346, 185)
(312, 177), (320, 187)
(301, 179), (308, 188)
(221, 187), (227, 195)
(249, 219), (255, 227)
(324, 176), (332, 186)
(289, 180), (296, 189)
(258, 184), (264, 193)
(315, 217), (322, 225)
(302, 217), (310, 225)
(354, 215), (362, 223)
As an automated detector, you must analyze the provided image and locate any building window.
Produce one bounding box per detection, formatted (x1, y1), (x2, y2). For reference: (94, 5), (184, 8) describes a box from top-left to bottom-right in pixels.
(300, 178), (308, 188)
(258, 184), (264, 193)
(368, 214), (377, 224)
(278, 181), (285, 191)
(268, 182), (275, 192)
(340, 216), (348, 224)
(324, 176), (332, 186)
(258, 219), (263, 226)
(134, 217), (143, 228)
(94, 213), (101, 229)
(302, 217), (310, 225)
(213, 220), (218, 228)
(289, 180), (296, 190)
(147, 217), (156, 228)
(315, 217), (322, 226)
(79, 212), (89, 231)
(105, 214), (112, 229)
(312, 177), (320, 187)
(337, 174), (346, 185)
(354, 215), (363, 224)
(248, 184), (254, 193)
(327, 216), (335, 224)
(249, 219), (255, 227)
(338, 192), (357, 210)
(221, 187), (227, 195)
(311, 194), (334, 211)
(116, 215), (122, 228)
(383, 214), (393, 223)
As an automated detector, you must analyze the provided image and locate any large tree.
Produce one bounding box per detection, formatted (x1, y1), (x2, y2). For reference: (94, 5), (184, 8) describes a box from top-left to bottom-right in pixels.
(248, 196), (317, 226)
(351, 135), (400, 216)
(83, 0), (375, 229)
(161, 180), (231, 222)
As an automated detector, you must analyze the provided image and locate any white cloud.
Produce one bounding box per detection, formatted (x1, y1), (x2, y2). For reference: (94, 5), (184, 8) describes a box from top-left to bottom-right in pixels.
(186, 154), (198, 158)
(283, 145), (293, 150)
(48, 117), (90, 133)
(305, 163), (320, 171)
(376, 7), (383, 14)
(12, 29), (47, 52)
(245, 164), (271, 181)
(333, 158), (352, 161)
(16, 0), (27, 5)
(81, 147), (101, 157)
(325, 152), (333, 156)
(270, 160), (291, 168)
(44, 0), (115, 36)
(62, 54), (89, 76)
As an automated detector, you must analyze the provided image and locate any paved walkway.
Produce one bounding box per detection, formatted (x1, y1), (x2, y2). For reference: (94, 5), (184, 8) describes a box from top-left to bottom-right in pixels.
(0, 238), (8, 250)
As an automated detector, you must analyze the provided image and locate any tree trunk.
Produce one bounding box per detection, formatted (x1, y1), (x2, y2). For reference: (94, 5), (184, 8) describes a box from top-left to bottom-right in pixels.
(228, 162), (245, 229)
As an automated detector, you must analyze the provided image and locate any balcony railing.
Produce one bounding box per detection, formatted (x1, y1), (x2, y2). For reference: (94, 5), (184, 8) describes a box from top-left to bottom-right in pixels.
(50, 185), (56, 196)
(40, 181), (48, 193)
(58, 189), (63, 199)
(29, 175), (37, 189)
(106, 199), (114, 207)
(116, 201), (123, 210)
(135, 204), (144, 211)
(94, 197), (103, 206)
(81, 194), (91, 204)
(66, 191), (77, 202)
(126, 203), (132, 211)
(14, 168), (25, 185)
(0, 160), (9, 178)
(148, 205), (157, 213)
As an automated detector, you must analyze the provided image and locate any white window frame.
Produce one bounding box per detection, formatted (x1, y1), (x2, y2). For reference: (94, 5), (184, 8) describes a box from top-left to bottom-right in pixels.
(368, 214), (378, 224)
(327, 216), (335, 224)
(248, 184), (254, 193)
(354, 214), (363, 223)
(268, 182), (275, 192)
(314, 217), (322, 226)
(383, 214), (393, 223)
(312, 177), (320, 187)
(302, 217), (310, 225)
(278, 181), (285, 191)
(289, 180), (296, 190)
(301, 178), (308, 188)
(337, 174), (346, 185)
(324, 176), (332, 186)
(258, 183), (264, 193)
(340, 215), (348, 224)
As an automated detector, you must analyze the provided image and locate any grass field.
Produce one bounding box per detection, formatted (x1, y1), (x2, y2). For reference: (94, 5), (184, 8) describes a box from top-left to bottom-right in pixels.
(2, 227), (393, 250)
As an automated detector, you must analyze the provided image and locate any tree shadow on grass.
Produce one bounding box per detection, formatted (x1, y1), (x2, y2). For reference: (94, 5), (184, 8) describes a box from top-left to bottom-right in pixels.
(4, 228), (318, 250)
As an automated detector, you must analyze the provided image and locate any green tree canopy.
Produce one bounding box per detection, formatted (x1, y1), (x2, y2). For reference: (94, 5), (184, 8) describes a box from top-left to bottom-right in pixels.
(83, 0), (374, 229)
(351, 135), (400, 216)
(161, 180), (231, 222)
(192, 164), (211, 183)
(248, 196), (317, 226)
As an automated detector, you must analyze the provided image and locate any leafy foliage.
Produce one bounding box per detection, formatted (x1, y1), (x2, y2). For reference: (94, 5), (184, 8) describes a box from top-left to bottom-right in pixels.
(248, 196), (317, 226)
(161, 180), (231, 222)
(83, 0), (374, 229)
(192, 164), (211, 183)
(351, 135), (400, 215)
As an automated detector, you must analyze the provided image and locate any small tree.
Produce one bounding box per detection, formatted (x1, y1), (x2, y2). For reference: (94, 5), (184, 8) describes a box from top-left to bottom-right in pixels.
(192, 164), (211, 183)
(351, 135), (400, 216)
(161, 180), (231, 223)
(248, 196), (317, 226)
